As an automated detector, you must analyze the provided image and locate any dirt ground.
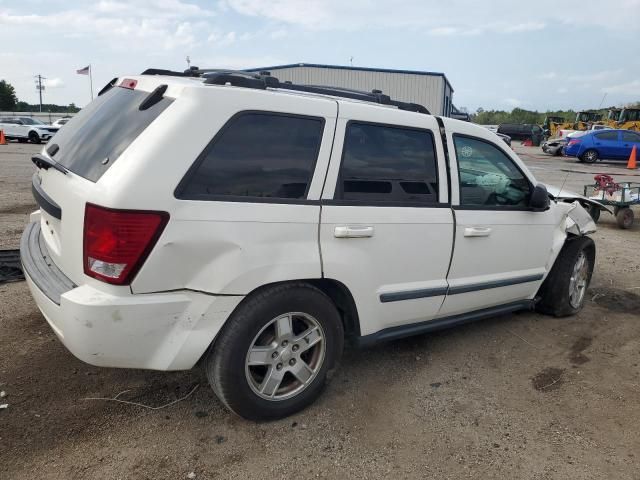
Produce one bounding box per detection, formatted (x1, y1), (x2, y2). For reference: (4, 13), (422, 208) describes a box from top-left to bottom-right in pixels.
(1, 142), (639, 480)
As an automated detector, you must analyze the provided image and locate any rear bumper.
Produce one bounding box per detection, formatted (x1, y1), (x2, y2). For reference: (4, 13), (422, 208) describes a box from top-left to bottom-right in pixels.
(20, 222), (243, 370)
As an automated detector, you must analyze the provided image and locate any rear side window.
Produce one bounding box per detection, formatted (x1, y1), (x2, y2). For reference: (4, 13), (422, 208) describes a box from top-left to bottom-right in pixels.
(594, 131), (618, 141)
(48, 86), (173, 182)
(336, 122), (438, 204)
(179, 112), (324, 200)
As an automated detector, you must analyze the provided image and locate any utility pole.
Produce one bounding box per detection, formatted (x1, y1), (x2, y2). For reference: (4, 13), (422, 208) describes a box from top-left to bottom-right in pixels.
(34, 75), (46, 112)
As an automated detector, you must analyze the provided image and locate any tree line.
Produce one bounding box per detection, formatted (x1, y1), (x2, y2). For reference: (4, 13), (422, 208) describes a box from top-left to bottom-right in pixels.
(471, 104), (640, 125)
(0, 79), (80, 113)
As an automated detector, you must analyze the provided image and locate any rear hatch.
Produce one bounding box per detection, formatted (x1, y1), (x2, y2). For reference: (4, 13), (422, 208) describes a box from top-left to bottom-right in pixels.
(32, 79), (175, 286)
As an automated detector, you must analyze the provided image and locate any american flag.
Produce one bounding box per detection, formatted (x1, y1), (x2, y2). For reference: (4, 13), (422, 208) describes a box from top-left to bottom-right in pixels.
(76, 65), (90, 75)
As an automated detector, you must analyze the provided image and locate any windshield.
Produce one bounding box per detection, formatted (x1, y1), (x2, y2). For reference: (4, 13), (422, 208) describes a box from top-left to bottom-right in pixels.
(47, 86), (173, 182)
(21, 118), (45, 125)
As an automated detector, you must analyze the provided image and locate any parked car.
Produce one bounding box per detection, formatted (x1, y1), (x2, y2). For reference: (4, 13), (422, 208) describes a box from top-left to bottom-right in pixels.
(52, 117), (72, 128)
(541, 137), (567, 156)
(497, 123), (543, 142)
(21, 71), (601, 420)
(0, 117), (58, 143)
(564, 129), (640, 163)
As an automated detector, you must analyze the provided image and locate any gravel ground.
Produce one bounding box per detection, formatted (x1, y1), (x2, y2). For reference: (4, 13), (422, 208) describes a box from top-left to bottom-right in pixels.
(1, 141), (639, 479)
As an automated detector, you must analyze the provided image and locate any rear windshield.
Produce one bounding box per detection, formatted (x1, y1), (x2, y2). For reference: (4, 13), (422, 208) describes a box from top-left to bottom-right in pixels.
(48, 86), (173, 182)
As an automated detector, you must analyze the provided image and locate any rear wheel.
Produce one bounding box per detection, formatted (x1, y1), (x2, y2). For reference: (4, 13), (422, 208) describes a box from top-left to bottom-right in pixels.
(581, 149), (598, 163)
(616, 207), (634, 229)
(28, 131), (41, 144)
(536, 237), (595, 317)
(206, 283), (344, 421)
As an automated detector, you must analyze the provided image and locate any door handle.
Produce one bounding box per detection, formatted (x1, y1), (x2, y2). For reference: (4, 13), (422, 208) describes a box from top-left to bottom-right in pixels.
(464, 226), (492, 237)
(334, 225), (374, 238)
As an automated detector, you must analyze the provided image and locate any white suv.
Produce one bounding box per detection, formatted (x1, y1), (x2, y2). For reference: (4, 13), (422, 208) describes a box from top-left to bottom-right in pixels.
(21, 70), (601, 420)
(0, 117), (59, 143)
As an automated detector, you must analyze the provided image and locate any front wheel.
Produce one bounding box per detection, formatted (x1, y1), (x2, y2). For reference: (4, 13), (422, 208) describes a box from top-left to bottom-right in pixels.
(581, 149), (598, 163)
(536, 236), (596, 317)
(28, 131), (41, 144)
(206, 283), (344, 421)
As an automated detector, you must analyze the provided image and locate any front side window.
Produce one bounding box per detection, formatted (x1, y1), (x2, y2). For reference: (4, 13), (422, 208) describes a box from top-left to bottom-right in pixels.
(336, 122), (438, 204)
(622, 131), (640, 142)
(180, 113), (324, 200)
(454, 135), (531, 208)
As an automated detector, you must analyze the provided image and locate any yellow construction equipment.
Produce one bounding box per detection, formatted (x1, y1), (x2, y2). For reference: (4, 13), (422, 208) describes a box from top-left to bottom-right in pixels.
(547, 111), (603, 137)
(616, 108), (640, 131)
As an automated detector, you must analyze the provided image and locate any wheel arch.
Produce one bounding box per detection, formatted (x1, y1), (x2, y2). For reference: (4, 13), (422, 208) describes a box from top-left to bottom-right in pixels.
(196, 277), (361, 366)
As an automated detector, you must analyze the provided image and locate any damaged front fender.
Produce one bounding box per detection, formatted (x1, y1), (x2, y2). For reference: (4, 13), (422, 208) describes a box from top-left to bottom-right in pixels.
(565, 201), (596, 236)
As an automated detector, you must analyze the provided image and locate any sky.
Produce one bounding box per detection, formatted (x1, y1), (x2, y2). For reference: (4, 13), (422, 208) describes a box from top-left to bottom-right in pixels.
(1, 0), (639, 112)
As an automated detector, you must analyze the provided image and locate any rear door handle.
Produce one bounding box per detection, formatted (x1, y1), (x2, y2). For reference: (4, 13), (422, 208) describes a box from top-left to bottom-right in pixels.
(464, 226), (492, 237)
(334, 225), (374, 238)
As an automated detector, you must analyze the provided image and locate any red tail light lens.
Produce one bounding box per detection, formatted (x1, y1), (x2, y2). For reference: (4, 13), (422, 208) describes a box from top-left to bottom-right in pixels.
(83, 203), (169, 285)
(119, 78), (138, 89)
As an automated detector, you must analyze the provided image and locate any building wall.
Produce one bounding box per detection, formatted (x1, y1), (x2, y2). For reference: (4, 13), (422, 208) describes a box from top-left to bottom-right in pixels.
(252, 66), (448, 116)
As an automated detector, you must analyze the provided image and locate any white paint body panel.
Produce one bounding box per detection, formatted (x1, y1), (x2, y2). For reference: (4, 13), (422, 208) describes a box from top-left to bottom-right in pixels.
(21, 75), (594, 371)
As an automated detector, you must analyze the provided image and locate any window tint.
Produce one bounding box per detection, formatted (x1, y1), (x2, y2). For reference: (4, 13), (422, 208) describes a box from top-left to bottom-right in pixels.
(337, 123), (438, 204)
(50, 86), (173, 182)
(181, 113), (323, 200)
(594, 131), (618, 141)
(454, 135), (531, 207)
(622, 131), (640, 142)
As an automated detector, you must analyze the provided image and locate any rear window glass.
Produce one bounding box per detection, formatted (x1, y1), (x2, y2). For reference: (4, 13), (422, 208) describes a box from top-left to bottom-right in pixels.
(178, 112), (324, 200)
(48, 86), (173, 182)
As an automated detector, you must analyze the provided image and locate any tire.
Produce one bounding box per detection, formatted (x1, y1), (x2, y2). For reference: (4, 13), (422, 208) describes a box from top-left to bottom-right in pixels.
(28, 131), (41, 144)
(581, 149), (598, 163)
(536, 236), (596, 317)
(206, 283), (344, 421)
(588, 205), (601, 223)
(616, 207), (634, 229)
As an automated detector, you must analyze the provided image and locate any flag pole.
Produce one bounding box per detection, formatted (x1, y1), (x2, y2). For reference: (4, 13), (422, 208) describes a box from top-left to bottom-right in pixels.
(89, 64), (94, 101)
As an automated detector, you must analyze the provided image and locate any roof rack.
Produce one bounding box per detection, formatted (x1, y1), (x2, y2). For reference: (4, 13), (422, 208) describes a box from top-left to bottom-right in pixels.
(140, 68), (430, 114)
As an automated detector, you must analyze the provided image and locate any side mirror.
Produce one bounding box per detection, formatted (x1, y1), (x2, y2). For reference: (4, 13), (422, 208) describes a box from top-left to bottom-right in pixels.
(530, 184), (550, 211)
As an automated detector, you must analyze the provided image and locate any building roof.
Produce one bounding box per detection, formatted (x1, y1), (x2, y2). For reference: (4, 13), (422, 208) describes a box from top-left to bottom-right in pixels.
(245, 63), (453, 93)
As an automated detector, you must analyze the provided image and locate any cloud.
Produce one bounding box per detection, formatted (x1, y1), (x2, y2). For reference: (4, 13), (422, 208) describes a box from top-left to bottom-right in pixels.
(44, 78), (65, 88)
(602, 80), (640, 96)
(539, 72), (557, 80)
(504, 98), (523, 107)
(222, 0), (639, 31)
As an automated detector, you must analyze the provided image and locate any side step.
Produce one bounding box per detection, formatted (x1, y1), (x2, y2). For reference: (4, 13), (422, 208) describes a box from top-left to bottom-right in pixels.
(356, 300), (534, 347)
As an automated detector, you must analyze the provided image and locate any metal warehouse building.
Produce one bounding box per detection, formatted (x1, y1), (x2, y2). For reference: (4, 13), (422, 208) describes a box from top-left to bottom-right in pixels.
(245, 63), (455, 117)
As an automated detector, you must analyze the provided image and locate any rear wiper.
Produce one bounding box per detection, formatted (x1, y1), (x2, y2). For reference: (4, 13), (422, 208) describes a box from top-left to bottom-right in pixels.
(32, 153), (68, 175)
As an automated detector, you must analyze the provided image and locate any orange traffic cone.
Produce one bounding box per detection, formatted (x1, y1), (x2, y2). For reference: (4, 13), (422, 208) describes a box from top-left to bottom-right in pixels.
(627, 145), (637, 170)
(0, 130), (7, 145)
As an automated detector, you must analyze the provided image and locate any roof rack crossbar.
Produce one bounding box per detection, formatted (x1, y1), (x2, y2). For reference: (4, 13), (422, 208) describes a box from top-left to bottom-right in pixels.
(140, 68), (431, 114)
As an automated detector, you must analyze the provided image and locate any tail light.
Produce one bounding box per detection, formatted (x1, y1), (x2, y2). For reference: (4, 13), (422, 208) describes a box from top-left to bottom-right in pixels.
(83, 203), (169, 285)
(568, 139), (581, 146)
(119, 78), (138, 89)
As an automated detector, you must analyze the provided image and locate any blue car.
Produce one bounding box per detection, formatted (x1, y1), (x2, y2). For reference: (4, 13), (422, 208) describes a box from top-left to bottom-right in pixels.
(564, 129), (640, 163)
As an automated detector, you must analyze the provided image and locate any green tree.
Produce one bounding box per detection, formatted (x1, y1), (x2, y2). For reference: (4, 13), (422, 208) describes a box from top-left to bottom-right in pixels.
(0, 79), (18, 110)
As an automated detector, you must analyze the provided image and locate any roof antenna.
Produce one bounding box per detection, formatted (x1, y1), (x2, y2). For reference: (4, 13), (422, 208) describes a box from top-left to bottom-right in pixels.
(557, 172), (570, 198)
(349, 56), (354, 67)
